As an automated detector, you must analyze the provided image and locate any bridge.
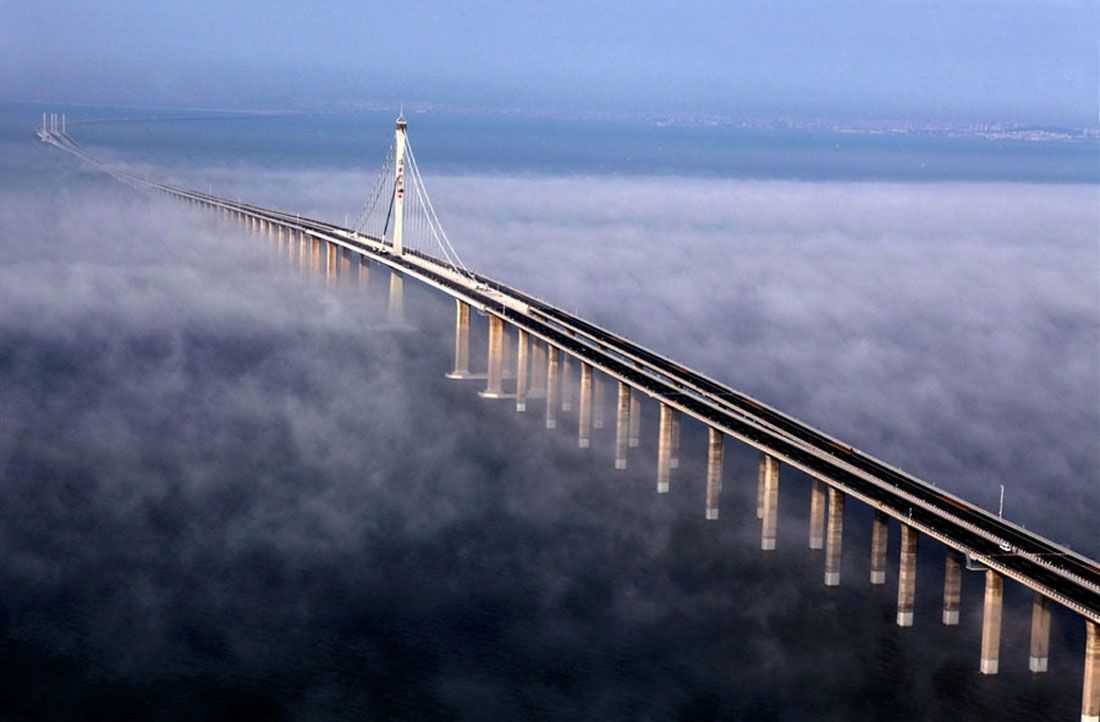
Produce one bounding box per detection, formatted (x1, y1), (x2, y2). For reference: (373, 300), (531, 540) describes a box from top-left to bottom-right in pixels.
(38, 111), (1099, 721)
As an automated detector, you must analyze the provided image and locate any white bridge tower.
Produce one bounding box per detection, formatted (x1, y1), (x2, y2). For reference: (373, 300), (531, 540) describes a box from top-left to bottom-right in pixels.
(392, 112), (408, 255)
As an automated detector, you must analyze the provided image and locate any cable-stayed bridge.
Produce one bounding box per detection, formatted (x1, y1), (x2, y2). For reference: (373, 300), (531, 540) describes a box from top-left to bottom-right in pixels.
(37, 112), (1099, 721)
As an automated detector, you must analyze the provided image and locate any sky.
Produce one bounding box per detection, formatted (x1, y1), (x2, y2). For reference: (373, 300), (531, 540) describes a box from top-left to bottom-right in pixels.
(2, 0), (1097, 125)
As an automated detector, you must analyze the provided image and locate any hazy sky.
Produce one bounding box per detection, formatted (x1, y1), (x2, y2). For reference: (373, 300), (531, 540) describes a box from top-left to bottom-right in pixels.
(2, 0), (1097, 124)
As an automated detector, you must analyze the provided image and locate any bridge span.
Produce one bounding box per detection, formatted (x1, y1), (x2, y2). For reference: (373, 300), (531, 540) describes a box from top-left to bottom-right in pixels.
(38, 114), (1098, 720)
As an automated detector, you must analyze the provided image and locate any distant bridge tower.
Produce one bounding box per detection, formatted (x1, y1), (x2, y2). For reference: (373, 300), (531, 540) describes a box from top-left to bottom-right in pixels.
(392, 112), (408, 255)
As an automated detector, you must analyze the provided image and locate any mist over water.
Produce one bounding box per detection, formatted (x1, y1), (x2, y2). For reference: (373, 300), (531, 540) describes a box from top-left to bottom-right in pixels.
(1, 105), (1096, 720)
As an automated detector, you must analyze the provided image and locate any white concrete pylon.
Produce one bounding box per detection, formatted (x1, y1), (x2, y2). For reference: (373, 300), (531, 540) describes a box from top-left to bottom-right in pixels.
(392, 113), (407, 255)
(1029, 593), (1051, 673)
(979, 570), (1004, 675)
(705, 428), (723, 520)
(896, 524), (918, 627)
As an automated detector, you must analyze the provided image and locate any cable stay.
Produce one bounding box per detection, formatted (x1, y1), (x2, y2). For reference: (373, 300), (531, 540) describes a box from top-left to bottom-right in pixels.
(351, 122), (475, 282)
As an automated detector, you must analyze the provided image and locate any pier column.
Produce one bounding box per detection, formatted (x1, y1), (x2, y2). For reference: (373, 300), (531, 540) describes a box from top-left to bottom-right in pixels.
(615, 381), (630, 469)
(578, 363), (593, 448)
(896, 524), (918, 627)
(326, 243), (338, 286)
(669, 412), (680, 469)
(545, 346), (559, 429)
(1028, 593), (1051, 673)
(310, 237), (321, 279)
(387, 271), (404, 325)
(593, 375), (606, 429)
(481, 315), (505, 397)
(628, 391), (641, 447)
(515, 330), (529, 412)
(1084, 621), (1099, 722)
(979, 570), (1004, 675)
(447, 300), (471, 378)
(561, 356), (573, 412)
(809, 480), (826, 550)
(705, 428), (723, 520)
(502, 327), (515, 379)
(825, 487), (844, 585)
(756, 453), (766, 520)
(943, 551), (962, 625)
(870, 511), (888, 584)
(657, 403), (673, 493)
(358, 255), (370, 290)
(343, 247), (355, 279)
(529, 341), (547, 397)
(760, 454), (780, 550)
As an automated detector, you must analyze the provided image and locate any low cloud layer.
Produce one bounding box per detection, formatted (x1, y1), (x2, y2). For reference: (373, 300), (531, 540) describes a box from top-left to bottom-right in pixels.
(2, 137), (1096, 720)
(140, 160), (1099, 552)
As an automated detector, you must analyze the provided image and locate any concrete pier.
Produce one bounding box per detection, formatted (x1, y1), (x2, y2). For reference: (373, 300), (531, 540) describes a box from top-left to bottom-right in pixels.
(310, 238), (321, 279)
(825, 487), (844, 585)
(615, 381), (630, 469)
(387, 271), (404, 325)
(628, 391), (641, 447)
(545, 346), (559, 429)
(760, 454), (780, 550)
(503, 327), (514, 380)
(657, 403), (673, 493)
(515, 330), (529, 412)
(529, 341), (547, 398)
(809, 479), (826, 550)
(1029, 593), (1051, 673)
(446, 300), (471, 379)
(578, 363), (593, 448)
(705, 427), (723, 520)
(342, 248), (355, 281)
(593, 375), (606, 429)
(756, 453), (766, 520)
(502, 327), (515, 379)
(669, 412), (680, 469)
(358, 255), (369, 291)
(480, 315), (505, 398)
(979, 570), (1004, 675)
(326, 243), (338, 285)
(871, 510), (888, 584)
(943, 551), (962, 626)
(896, 524), (918, 627)
(1084, 621), (1099, 722)
(560, 355), (573, 412)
